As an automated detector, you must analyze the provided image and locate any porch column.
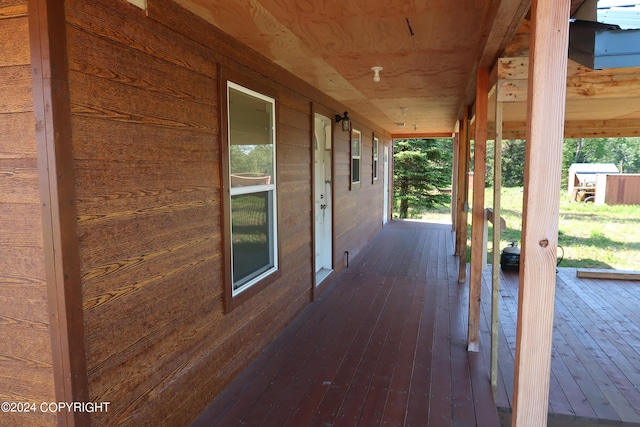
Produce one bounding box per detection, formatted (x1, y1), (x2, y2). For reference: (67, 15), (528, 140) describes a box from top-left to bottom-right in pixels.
(456, 107), (470, 282)
(512, 0), (570, 425)
(451, 131), (460, 231)
(468, 68), (489, 352)
(29, 0), (90, 425)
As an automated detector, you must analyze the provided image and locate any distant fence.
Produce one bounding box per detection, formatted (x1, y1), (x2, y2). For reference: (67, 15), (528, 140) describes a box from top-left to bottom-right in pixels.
(595, 174), (640, 205)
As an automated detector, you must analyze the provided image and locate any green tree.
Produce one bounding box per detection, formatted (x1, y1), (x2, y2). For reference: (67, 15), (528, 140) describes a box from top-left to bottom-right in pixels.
(562, 137), (640, 187)
(501, 139), (526, 187)
(393, 138), (452, 218)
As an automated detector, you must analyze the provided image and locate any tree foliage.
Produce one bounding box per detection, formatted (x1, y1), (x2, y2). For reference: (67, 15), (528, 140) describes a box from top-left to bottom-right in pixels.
(487, 137), (640, 189)
(393, 138), (452, 218)
(561, 137), (640, 187)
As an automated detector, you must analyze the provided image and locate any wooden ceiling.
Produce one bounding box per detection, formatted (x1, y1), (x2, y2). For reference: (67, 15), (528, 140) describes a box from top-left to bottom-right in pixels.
(175, 0), (640, 138)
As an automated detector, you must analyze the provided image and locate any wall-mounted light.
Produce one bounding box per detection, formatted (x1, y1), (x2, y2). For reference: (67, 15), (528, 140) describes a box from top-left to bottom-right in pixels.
(371, 66), (383, 83)
(335, 111), (351, 131)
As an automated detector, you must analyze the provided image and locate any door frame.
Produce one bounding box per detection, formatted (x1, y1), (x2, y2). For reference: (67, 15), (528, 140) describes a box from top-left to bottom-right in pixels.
(311, 104), (335, 299)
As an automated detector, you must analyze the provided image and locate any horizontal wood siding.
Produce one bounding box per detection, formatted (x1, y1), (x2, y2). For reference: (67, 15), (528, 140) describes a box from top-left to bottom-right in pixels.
(334, 125), (385, 267)
(0, 2), (56, 426)
(63, 0), (390, 425)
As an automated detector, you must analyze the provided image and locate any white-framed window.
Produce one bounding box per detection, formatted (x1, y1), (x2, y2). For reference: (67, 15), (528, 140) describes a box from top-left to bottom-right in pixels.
(227, 82), (278, 295)
(351, 129), (361, 187)
(373, 136), (379, 181)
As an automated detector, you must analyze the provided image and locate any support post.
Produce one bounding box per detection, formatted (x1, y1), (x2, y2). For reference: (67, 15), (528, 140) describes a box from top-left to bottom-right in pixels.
(29, 0), (90, 425)
(451, 132), (460, 231)
(491, 97), (504, 397)
(468, 68), (489, 352)
(456, 108), (470, 283)
(512, 0), (570, 425)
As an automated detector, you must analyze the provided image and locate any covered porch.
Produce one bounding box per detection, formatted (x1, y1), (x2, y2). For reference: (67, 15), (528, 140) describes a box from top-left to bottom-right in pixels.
(192, 220), (499, 426)
(193, 219), (640, 426)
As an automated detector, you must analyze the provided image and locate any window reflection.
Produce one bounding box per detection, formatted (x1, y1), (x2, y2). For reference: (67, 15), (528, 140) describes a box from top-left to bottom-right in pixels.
(231, 192), (274, 289)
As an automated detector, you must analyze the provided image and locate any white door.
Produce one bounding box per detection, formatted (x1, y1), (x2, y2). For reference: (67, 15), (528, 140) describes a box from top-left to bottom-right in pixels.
(383, 146), (390, 224)
(314, 114), (332, 284)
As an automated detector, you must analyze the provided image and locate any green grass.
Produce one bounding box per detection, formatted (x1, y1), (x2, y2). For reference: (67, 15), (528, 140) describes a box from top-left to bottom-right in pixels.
(486, 187), (640, 270)
(408, 187), (640, 270)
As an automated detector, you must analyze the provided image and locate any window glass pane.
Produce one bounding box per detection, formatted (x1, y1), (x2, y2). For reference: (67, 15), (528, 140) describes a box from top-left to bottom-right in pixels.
(352, 130), (361, 184)
(352, 136), (361, 157)
(229, 87), (274, 187)
(231, 191), (274, 290)
(352, 158), (360, 183)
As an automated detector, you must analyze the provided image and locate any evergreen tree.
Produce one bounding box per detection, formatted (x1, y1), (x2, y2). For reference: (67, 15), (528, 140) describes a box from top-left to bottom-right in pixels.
(393, 138), (452, 218)
(501, 139), (526, 187)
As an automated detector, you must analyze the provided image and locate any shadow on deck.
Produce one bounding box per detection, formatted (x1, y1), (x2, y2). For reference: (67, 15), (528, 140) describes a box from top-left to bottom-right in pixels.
(192, 220), (499, 427)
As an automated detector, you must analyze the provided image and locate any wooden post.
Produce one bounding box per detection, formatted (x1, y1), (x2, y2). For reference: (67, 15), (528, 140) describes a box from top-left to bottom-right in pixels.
(468, 67), (489, 352)
(451, 132), (460, 231)
(512, 0), (570, 425)
(456, 108), (470, 283)
(491, 96), (503, 397)
(29, 0), (90, 425)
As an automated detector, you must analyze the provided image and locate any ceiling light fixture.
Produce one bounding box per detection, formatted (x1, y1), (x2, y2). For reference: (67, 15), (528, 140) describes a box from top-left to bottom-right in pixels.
(371, 66), (383, 83)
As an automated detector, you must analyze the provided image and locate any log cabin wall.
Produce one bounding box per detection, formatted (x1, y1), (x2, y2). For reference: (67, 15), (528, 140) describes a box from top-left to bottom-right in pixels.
(0, 1), (57, 426)
(60, 0), (390, 425)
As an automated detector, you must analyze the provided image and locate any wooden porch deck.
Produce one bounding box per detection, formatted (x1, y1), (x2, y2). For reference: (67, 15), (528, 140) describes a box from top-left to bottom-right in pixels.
(481, 266), (640, 426)
(192, 220), (499, 426)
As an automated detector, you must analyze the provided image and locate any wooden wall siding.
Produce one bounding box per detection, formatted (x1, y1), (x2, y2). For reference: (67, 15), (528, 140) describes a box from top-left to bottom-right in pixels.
(596, 174), (640, 205)
(62, 0), (389, 425)
(0, 1), (56, 426)
(333, 126), (384, 267)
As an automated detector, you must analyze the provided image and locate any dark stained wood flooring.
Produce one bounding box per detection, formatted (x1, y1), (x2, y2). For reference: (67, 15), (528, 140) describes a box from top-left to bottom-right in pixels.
(481, 266), (640, 426)
(191, 220), (499, 427)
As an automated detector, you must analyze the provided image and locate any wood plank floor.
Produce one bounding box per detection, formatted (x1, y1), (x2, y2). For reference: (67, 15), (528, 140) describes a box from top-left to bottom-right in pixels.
(191, 220), (499, 427)
(481, 266), (640, 427)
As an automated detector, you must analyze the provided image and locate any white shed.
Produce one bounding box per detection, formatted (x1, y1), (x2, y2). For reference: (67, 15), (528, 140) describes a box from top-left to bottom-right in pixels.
(568, 163), (619, 200)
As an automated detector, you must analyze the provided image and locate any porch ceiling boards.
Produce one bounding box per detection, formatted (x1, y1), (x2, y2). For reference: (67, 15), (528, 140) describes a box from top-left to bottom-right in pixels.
(191, 220), (499, 427)
(173, 0), (640, 138)
(482, 267), (640, 426)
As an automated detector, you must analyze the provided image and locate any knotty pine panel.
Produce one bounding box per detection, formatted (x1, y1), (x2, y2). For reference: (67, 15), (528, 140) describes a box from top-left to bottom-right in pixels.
(0, 8), (55, 425)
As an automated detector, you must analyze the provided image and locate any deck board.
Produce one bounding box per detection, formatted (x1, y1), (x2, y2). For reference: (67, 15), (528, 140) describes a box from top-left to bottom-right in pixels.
(192, 220), (499, 427)
(482, 266), (640, 426)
